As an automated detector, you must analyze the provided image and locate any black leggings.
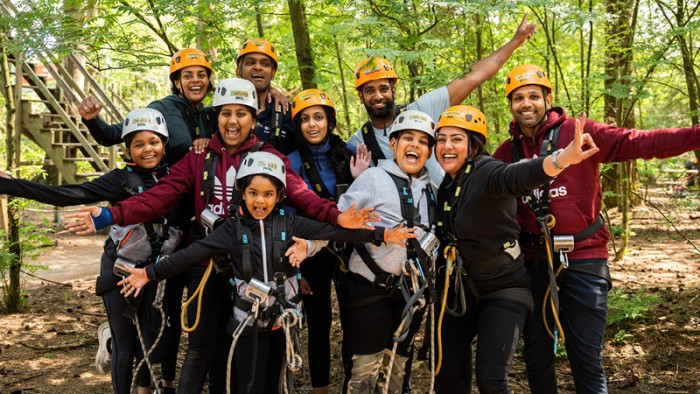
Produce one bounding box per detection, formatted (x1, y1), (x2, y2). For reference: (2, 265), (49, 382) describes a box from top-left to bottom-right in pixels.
(434, 297), (529, 394)
(300, 247), (339, 388)
(100, 253), (181, 393)
(342, 274), (424, 357)
(176, 265), (230, 394)
(234, 328), (286, 394)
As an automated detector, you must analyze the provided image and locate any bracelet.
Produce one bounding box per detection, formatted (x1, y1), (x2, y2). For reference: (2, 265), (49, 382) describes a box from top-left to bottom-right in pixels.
(551, 149), (570, 171)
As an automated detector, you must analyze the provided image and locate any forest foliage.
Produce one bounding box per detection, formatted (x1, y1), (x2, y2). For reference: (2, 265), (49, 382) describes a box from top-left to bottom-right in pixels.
(2, 0), (698, 148)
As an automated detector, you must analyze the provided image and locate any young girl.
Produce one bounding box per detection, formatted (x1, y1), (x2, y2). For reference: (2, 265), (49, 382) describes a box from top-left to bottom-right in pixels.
(287, 88), (370, 393)
(337, 110), (438, 393)
(65, 78), (380, 393)
(118, 151), (414, 393)
(0, 108), (181, 393)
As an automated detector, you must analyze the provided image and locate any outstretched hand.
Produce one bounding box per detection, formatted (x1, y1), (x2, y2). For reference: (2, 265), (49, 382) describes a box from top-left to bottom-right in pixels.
(285, 236), (309, 268)
(337, 202), (381, 230)
(117, 267), (149, 298)
(350, 144), (372, 179)
(559, 114), (599, 167)
(63, 206), (102, 235)
(384, 224), (417, 246)
(512, 13), (536, 44)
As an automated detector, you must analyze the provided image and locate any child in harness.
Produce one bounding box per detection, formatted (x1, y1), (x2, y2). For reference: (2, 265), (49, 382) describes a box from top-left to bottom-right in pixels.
(0, 108), (182, 394)
(117, 151), (414, 394)
(337, 110), (439, 394)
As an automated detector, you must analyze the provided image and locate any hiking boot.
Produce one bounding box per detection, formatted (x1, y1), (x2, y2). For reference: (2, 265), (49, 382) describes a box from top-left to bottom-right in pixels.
(95, 322), (112, 374)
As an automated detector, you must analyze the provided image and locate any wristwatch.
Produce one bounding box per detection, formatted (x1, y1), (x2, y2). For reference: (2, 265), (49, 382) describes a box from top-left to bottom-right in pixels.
(551, 149), (570, 170)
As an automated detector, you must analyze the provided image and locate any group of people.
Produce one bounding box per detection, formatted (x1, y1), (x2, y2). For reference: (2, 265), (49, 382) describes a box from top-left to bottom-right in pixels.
(3, 12), (700, 394)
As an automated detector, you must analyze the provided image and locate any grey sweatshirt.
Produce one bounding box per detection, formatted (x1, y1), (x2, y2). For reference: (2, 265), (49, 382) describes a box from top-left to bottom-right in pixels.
(338, 159), (432, 281)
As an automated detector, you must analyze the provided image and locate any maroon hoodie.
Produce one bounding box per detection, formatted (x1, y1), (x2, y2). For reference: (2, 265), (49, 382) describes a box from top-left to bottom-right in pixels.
(493, 107), (700, 260)
(110, 133), (341, 228)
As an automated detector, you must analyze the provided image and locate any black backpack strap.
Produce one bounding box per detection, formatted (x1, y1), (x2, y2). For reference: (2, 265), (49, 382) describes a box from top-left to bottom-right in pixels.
(201, 152), (219, 206)
(361, 120), (385, 166)
(124, 166), (144, 196)
(353, 242), (400, 289)
(298, 148), (333, 200)
(271, 210), (292, 275)
(511, 124), (562, 218)
(236, 216), (255, 282)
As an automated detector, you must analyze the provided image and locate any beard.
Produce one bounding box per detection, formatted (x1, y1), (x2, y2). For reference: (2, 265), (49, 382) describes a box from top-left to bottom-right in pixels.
(364, 99), (396, 119)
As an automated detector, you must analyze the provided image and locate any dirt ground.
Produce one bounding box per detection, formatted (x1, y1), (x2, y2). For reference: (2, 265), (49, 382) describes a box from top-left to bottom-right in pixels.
(1, 186), (699, 393)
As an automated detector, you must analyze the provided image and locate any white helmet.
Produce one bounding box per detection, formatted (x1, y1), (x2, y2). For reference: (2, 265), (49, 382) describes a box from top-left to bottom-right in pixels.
(212, 78), (258, 111)
(236, 151), (286, 190)
(121, 108), (168, 140)
(388, 109), (436, 146)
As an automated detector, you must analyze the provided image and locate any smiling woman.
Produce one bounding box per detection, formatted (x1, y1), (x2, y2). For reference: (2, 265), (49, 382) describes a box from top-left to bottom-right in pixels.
(79, 48), (216, 166)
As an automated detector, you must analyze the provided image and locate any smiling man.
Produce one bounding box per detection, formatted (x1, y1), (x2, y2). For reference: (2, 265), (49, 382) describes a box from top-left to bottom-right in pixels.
(493, 63), (700, 394)
(348, 15), (536, 187)
(236, 38), (296, 154)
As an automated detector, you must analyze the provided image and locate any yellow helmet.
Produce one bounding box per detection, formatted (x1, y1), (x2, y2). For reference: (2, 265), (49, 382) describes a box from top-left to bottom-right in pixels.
(353, 57), (398, 90)
(237, 38), (279, 68)
(505, 64), (552, 98)
(436, 105), (488, 143)
(169, 48), (212, 77)
(291, 89), (336, 123)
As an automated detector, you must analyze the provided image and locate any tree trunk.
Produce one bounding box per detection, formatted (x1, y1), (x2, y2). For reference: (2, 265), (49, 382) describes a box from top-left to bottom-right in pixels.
(474, 12), (484, 110)
(0, 34), (23, 313)
(288, 0), (316, 89)
(602, 0), (639, 261)
(334, 39), (351, 136)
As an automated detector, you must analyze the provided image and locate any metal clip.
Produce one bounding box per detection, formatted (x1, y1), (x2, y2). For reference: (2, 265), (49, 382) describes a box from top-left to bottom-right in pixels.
(553, 235), (574, 269)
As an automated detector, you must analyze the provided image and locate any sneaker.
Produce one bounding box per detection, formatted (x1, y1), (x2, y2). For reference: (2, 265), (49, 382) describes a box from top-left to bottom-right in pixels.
(95, 322), (112, 374)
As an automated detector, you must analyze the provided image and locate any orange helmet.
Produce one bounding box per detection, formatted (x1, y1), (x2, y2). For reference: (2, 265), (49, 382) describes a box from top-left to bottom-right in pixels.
(436, 105), (488, 143)
(291, 89), (336, 123)
(169, 48), (212, 77)
(353, 57), (398, 90)
(505, 64), (552, 98)
(237, 38), (279, 68)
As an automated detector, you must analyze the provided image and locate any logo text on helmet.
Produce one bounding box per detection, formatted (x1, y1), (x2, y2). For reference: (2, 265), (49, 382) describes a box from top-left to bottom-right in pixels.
(132, 117), (152, 126)
(514, 73), (533, 82)
(258, 160), (279, 173)
(231, 90), (249, 100)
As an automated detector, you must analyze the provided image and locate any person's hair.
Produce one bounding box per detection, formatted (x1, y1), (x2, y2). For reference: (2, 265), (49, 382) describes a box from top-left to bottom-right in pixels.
(170, 69), (215, 96)
(293, 106), (336, 141)
(466, 131), (486, 160)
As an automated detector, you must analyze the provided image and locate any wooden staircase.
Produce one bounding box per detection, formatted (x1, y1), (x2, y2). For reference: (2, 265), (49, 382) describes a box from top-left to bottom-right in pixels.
(3, 1), (127, 184)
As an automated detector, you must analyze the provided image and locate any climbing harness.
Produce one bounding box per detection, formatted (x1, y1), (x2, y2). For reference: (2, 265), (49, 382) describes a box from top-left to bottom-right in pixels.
(376, 173), (436, 393)
(360, 105), (407, 166)
(225, 275), (303, 394)
(223, 209), (303, 394)
(512, 124), (607, 352)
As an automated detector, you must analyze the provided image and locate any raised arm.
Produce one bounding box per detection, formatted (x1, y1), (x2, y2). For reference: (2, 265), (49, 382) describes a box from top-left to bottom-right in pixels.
(446, 14), (536, 106)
